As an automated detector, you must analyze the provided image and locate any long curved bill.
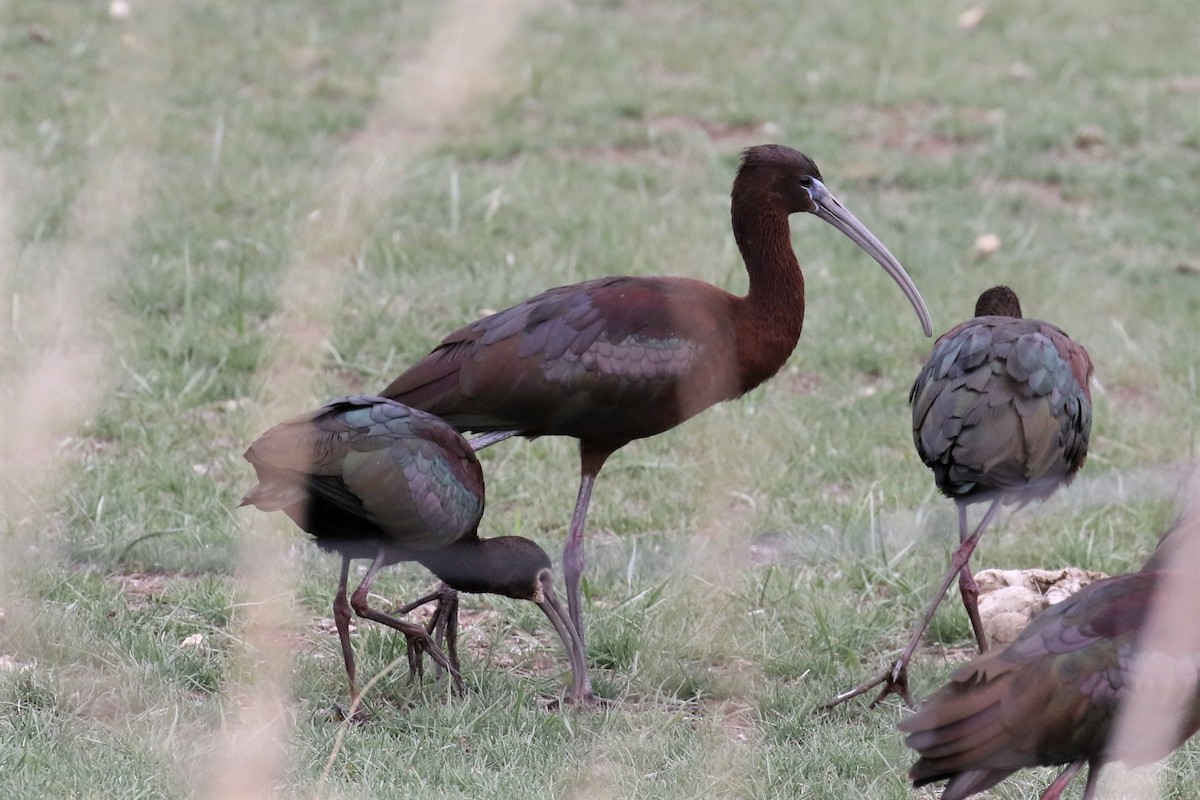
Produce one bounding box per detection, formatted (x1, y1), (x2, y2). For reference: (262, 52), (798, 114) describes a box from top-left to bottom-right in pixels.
(536, 580), (590, 704)
(808, 179), (933, 337)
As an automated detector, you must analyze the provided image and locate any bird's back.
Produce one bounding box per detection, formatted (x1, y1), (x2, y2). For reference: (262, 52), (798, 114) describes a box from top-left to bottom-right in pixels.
(380, 275), (749, 448)
(910, 314), (1092, 503)
(241, 395), (484, 555)
(901, 569), (1200, 799)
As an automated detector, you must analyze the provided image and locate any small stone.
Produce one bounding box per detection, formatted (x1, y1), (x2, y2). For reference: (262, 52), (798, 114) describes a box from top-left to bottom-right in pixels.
(0, 655), (27, 673)
(957, 6), (986, 30)
(1074, 124), (1107, 150)
(1009, 62), (1036, 81)
(977, 566), (1107, 645)
(972, 233), (1001, 258)
(180, 633), (206, 649)
(980, 585), (1047, 645)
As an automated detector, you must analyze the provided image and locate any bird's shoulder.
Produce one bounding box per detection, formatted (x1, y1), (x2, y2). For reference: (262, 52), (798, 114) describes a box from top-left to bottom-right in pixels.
(435, 276), (733, 355)
(249, 396), (460, 460)
(379, 277), (741, 425)
(918, 317), (1089, 394)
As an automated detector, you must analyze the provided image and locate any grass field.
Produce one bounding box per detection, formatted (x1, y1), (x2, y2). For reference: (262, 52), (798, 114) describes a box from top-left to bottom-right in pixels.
(1, 1), (1198, 798)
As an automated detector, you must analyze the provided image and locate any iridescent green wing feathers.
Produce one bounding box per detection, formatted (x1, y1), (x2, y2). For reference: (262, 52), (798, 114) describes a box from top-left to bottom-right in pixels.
(910, 316), (1092, 500)
(241, 396), (484, 550)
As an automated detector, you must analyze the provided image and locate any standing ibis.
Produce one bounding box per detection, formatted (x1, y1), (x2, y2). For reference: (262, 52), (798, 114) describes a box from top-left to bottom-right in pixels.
(823, 285), (1093, 710)
(900, 503), (1200, 800)
(239, 395), (588, 707)
(379, 145), (934, 694)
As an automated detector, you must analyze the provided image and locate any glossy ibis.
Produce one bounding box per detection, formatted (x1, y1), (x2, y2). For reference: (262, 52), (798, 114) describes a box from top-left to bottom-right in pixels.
(823, 286), (1093, 710)
(239, 395), (588, 707)
(380, 145), (934, 693)
(900, 502), (1200, 800)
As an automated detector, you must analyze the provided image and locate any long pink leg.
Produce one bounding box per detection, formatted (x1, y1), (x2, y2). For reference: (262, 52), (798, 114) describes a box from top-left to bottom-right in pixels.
(561, 446), (612, 699)
(1041, 760), (1086, 799)
(563, 472), (596, 639)
(958, 502), (990, 653)
(819, 499), (1003, 710)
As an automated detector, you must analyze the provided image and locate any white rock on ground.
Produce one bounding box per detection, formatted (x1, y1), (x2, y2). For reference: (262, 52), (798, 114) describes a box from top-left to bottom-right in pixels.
(976, 566), (1108, 645)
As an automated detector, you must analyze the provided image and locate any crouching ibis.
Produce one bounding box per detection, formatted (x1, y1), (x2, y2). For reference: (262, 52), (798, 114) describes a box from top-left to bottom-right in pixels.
(239, 395), (588, 708)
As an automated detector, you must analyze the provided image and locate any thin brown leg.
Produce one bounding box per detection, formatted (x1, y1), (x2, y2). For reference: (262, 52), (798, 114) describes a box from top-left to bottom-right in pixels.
(332, 556), (358, 704)
(396, 587), (447, 616)
(958, 502), (989, 653)
(406, 629), (423, 682)
(818, 499), (1003, 711)
(350, 551), (465, 695)
(396, 584), (461, 678)
(442, 589), (459, 676)
(468, 430), (516, 451)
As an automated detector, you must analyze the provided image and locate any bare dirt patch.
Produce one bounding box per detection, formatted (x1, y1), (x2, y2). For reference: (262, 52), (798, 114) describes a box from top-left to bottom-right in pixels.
(545, 115), (780, 168)
(709, 698), (759, 746)
(1108, 380), (1163, 416)
(778, 368), (821, 395)
(646, 115), (781, 150)
(842, 103), (998, 163)
(117, 571), (171, 598)
(1167, 75), (1200, 93)
(976, 176), (1091, 214)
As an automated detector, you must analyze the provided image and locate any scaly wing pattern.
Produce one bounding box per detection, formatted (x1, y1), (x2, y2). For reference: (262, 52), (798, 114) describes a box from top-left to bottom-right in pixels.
(910, 316), (1093, 502)
(901, 571), (1200, 800)
(241, 395), (484, 551)
(380, 276), (741, 444)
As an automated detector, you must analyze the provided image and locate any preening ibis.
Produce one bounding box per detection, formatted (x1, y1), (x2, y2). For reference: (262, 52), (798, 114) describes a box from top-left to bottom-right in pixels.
(901, 505), (1200, 800)
(380, 145), (934, 694)
(239, 395), (587, 707)
(823, 285), (1093, 710)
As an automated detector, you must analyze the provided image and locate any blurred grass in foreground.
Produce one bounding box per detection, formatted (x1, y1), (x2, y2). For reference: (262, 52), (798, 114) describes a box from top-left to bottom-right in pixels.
(0, 1), (1197, 798)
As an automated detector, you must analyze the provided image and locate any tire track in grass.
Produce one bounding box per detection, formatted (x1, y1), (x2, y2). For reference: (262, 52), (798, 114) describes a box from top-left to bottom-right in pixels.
(212, 3), (548, 798)
(0, 2), (165, 704)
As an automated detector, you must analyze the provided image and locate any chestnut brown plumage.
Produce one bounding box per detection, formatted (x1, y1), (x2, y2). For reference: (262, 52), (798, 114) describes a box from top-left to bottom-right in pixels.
(239, 395), (587, 707)
(380, 145), (934, 697)
(901, 504), (1200, 799)
(824, 286), (1093, 710)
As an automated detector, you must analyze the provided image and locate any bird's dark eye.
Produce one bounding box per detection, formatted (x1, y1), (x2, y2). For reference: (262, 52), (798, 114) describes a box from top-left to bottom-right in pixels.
(798, 175), (814, 188)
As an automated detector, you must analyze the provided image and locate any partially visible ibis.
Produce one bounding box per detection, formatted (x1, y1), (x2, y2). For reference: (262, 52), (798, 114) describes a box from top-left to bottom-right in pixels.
(380, 145), (934, 697)
(823, 285), (1093, 709)
(239, 395), (587, 708)
(901, 500), (1200, 800)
